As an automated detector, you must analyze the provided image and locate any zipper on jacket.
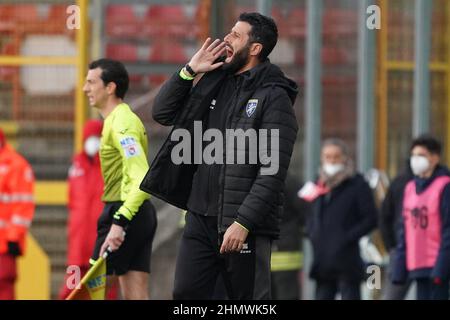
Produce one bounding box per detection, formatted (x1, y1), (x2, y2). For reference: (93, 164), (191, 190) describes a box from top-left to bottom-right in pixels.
(218, 79), (243, 235)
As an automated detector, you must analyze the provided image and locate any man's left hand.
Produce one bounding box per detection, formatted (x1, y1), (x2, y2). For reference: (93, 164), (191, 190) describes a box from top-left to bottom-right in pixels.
(220, 222), (249, 254)
(100, 224), (125, 257)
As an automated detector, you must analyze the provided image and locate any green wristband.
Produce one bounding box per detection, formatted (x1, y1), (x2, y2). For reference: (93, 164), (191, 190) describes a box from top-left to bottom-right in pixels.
(179, 68), (195, 81)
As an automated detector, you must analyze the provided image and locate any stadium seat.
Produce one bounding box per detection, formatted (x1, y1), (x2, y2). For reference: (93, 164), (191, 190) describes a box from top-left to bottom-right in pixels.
(106, 5), (140, 38)
(0, 5), (11, 21)
(0, 41), (18, 81)
(322, 47), (350, 65)
(0, 4), (39, 23)
(146, 4), (186, 22)
(295, 47), (349, 66)
(323, 9), (357, 37)
(286, 8), (306, 38)
(144, 4), (192, 38)
(107, 5), (136, 21)
(148, 41), (187, 63)
(106, 43), (138, 62)
(147, 74), (168, 87)
(11, 4), (39, 21)
(48, 4), (68, 21)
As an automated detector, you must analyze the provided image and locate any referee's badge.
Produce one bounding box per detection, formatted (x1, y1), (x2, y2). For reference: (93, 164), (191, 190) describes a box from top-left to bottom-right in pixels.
(246, 99), (258, 117)
(120, 136), (140, 158)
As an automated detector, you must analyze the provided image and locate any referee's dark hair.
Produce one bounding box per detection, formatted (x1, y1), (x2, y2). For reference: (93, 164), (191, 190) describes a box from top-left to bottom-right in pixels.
(89, 58), (129, 99)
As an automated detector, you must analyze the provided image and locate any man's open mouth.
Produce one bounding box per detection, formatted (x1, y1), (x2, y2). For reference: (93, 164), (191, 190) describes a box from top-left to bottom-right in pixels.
(225, 46), (234, 62)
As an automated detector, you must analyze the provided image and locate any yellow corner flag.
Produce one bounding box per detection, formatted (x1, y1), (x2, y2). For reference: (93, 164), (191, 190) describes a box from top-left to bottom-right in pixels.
(66, 256), (107, 300)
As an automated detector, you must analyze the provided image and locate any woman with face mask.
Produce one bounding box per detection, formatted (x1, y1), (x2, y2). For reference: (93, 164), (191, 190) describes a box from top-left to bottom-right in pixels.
(59, 119), (118, 300)
(391, 135), (450, 300)
(303, 138), (377, 300)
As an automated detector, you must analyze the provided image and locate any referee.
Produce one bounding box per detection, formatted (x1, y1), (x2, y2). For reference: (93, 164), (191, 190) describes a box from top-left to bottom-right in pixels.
(83, 58), (157, 300)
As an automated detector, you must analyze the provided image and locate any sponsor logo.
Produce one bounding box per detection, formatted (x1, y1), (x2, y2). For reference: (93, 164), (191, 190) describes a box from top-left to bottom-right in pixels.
(120, 137), (140, 158)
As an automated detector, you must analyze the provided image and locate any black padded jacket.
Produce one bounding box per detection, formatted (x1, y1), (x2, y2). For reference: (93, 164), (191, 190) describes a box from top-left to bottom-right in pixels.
(140, 60), (298, 238)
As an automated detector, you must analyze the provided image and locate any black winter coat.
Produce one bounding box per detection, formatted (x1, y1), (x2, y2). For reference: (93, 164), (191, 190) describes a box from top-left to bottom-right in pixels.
(306, 174), (377, 281)
(379, 166), (414, 251)
(273, 174), (307, 252)
(140, 60), (299, 238)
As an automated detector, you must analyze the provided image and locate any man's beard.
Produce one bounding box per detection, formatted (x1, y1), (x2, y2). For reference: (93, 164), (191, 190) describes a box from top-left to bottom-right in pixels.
(222, 43), (250, 74)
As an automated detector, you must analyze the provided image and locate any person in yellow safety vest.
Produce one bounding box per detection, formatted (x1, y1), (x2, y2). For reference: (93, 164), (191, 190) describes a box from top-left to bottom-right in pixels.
(0, 128), (35, 300)
(271, 173), (307, 300)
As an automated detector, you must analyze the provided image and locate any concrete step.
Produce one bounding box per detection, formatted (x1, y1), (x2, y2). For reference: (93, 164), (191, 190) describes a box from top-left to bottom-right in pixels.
(32, 206), (67, 224)
(30, 205), (68, 299)
(17, 124), (73, 180)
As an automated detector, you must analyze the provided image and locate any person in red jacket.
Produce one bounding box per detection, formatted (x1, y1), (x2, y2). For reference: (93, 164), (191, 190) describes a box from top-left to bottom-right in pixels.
(59, 120), (117, 300)
(0, 128), (35, 300)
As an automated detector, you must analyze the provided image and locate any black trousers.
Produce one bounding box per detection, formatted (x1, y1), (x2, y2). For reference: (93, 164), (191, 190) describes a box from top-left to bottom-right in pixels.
(315, 278), (361, 300)
(173, 212), (272, 300)
(271, 270), (301, 300)
(416, 278), (450, 300)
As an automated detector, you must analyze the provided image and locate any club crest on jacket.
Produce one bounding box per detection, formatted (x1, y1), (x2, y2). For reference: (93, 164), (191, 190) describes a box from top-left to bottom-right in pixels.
(246, 99), (258, 117)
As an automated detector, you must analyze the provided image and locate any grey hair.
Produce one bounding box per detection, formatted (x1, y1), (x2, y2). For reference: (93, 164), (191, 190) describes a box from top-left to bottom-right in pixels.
(321, 138), (349, 157)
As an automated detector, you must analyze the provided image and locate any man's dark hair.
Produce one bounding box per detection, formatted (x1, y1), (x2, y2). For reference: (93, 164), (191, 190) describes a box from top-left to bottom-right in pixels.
(88, 58), (129, 99)
(410, 134), (442, 155)
(238, 12), (278, 61)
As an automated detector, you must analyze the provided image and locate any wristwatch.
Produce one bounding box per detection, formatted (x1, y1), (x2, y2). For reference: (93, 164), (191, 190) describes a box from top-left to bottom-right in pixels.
(184, 63), (197, 77)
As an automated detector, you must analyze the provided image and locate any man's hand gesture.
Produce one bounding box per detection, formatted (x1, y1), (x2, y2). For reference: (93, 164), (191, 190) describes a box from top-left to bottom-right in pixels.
(188, 38), (227, 75)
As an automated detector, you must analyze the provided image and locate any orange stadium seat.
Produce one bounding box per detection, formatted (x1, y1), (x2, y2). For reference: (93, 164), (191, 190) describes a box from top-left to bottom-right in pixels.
(0, 41), (18, 81)
(147, 74), (168, 87)
(106, 5), (141, 37)
(295, 47), (349, 66)
(0, 5), (10, 21)
(11, 4), (39, 21)
(149, 41), (187, 64)
(146, 4), (186, 22)
(144, 5), (191, 37)
(106, 43), (138, 62)
(107, 5), (136, 21)
(323, 9), (357, 37)
(286, 8), (306, 38)
(48, 4), (68, 21)
(0, 4), (39, 23)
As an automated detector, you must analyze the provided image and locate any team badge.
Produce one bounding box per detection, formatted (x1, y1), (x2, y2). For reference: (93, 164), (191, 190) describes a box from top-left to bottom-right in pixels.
(246, 99), (258, 117)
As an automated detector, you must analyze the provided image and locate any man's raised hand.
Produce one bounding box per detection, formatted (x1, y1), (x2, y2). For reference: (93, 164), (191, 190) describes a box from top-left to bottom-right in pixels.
(187, 38), (227, 75)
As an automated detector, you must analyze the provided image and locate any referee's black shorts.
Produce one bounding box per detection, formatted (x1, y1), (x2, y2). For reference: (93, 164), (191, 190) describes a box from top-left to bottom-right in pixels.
(91, 200), (157, 276)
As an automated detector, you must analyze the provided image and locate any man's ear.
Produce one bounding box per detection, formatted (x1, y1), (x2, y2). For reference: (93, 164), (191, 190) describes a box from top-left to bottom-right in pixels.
(106, 82), (117, 96)
(431, 153), (440, 167)
(250, 43), (263, 58)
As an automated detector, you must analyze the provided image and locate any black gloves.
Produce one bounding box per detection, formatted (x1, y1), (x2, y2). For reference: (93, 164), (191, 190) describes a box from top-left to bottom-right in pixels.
(7, 241), (21, 257)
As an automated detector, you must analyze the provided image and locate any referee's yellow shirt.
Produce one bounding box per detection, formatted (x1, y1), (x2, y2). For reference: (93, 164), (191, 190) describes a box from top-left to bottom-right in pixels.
(99, 102), (150, 221)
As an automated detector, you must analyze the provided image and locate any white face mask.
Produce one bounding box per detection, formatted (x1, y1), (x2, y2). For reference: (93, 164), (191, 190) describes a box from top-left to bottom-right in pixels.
(84, 136), (100, 157)
(323, 163), (344, 177)
(410, 155), (430, 176)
